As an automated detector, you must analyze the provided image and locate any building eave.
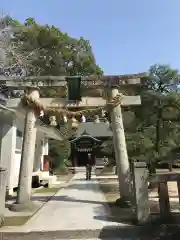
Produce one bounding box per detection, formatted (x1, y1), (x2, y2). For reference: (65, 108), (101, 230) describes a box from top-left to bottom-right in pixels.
(70, 134), (101, 143)
(36, 124), (64, 141)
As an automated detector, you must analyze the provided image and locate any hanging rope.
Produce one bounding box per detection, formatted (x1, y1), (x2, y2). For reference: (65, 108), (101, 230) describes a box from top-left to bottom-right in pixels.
(20, 92), (123, 118)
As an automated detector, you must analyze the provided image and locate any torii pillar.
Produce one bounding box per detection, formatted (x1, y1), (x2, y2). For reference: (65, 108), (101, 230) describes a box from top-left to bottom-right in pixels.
(11, 88), (39, 212)
(109, 86), (140, 207)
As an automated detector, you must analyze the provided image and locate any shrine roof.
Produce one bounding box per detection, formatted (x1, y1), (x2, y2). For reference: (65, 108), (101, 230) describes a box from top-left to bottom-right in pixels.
(76, 122), (112, 138)
(37, 125), (65, 141)
(36, 120), (66, 141)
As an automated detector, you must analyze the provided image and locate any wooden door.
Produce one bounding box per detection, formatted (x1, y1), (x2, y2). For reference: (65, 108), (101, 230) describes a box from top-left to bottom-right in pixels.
(43, 155), (49, 171)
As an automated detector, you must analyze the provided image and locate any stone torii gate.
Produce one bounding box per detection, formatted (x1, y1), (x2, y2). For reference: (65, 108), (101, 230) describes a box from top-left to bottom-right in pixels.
(0, 74), (143, 211)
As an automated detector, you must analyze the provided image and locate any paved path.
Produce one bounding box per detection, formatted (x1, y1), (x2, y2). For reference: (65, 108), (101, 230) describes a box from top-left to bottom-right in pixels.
(4, 171), (124, 232)
(1, 170), (176, 239)
(1, 170), (134, 239)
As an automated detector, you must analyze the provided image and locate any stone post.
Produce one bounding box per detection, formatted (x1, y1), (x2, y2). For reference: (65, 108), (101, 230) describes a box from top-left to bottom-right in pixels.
(11, 88), (39, 212)
(110, 87), (132, 207)
(132, 162), (150, 224)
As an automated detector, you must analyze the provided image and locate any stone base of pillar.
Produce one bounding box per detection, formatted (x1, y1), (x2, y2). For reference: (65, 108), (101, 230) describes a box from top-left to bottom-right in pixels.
(9, 201), (38, 212)
(115, 197), (132, 208)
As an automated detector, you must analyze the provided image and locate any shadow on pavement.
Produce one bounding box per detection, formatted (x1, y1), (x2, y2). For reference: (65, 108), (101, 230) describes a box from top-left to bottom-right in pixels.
(98, 224), (180, 239)
(31, 194), (105, 205)
(3, 225), (180, 239)
(65, 182), (100, 191)
(94, 214), (135, 225)
(93, 204), (136, 224)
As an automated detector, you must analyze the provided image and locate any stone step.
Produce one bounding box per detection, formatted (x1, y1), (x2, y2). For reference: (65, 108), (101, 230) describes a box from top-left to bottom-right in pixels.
(40, 175), (57, 187)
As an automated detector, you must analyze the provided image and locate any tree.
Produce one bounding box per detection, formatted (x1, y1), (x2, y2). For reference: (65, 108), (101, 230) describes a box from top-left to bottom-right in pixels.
(126, 64), (180, 172)
(144, 64), (179, 153)
(11, 18), (103, 86)
(0, 16), (27, 77)
(49, 139), (71, 170)
(6, 17), (103, 168)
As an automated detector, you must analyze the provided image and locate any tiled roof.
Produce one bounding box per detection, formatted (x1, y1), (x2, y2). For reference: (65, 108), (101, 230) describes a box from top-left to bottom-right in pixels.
(76, 122), (112, 138)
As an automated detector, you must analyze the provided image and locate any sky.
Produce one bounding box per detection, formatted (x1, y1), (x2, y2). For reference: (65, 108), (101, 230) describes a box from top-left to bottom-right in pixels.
(1, 0), (180, 75)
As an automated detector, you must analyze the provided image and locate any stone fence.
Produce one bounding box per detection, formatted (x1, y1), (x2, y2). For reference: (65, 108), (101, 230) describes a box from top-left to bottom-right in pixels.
(131, 162), (180, 225)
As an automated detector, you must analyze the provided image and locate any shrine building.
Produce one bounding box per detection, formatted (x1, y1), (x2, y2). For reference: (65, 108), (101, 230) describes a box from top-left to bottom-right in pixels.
(70, 121), (113, 167)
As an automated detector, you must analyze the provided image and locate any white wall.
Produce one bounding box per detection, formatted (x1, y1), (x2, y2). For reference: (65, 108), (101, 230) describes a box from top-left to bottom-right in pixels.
(0, 114), (50, 194)
(8, 150), (21, 193)
(0, 118), (17, 194)
(40, 138), (49, 171)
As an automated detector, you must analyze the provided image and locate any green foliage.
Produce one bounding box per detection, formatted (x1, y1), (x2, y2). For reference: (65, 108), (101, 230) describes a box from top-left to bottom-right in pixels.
(127, 64), (180, 165)
(82, 64), (180, 167)
(3, 16), (180, 169)
(7, 17), (102, 168)
(11, 18), (103, 79)
(49, 140), (71, 169)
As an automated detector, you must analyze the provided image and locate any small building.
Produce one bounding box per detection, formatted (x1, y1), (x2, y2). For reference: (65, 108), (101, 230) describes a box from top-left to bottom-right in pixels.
(0, 104), (64, 195)
(70, 122), (113, 167)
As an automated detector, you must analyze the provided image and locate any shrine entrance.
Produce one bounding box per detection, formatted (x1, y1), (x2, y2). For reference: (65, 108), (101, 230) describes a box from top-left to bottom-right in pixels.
(76, 150), (92, 167)
(70, 132), (101, 167)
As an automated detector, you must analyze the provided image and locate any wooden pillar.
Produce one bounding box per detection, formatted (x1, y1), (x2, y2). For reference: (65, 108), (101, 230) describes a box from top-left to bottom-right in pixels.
(109, 87), (132, 206)
(11, 88), (39, 212)
(177, 181), (180, 205)
(158, 182), (171, 220)
(43, 155), (50, 172)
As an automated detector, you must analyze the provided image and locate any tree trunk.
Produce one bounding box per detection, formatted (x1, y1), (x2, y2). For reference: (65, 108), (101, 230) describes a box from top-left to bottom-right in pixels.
(155, 106), (162, 153)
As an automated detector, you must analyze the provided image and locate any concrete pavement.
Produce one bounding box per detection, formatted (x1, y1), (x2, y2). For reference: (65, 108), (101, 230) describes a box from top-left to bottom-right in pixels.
(1, 170), (173, 239)
(1, 170), (133, 239)
(2, 170), (126, 232)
